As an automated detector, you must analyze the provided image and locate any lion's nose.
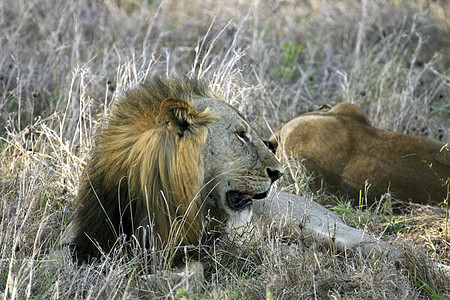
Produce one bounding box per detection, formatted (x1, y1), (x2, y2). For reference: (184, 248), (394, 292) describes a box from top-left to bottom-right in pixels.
(267, 168), (283, 183)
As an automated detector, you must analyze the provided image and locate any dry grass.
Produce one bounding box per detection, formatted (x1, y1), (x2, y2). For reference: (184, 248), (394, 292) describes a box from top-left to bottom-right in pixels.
(1, 0), (449, 298)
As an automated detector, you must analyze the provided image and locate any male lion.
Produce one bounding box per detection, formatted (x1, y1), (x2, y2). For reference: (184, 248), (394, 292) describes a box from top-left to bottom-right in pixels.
(269, 102), (449, 206)
(63, 78), (282, 263)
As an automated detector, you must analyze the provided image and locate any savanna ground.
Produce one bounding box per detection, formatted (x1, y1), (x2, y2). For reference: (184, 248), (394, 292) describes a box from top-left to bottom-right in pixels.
(1, 0), (449, 298)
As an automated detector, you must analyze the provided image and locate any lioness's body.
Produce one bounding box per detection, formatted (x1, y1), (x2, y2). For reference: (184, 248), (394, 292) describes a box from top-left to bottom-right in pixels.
(269, 102), (449, 205)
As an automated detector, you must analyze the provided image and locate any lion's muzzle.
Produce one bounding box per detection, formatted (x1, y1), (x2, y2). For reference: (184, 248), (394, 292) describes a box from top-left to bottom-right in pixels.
(226, 191), (254, 210)
(225, 168), (282, 210)
(225, 189), (273, 211)
(267, 168), (283, 183)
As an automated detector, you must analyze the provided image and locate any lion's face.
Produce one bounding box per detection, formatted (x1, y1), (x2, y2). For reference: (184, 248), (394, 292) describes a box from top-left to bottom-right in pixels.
(193, 98), (282, 227)
(65, 78), (283, 262)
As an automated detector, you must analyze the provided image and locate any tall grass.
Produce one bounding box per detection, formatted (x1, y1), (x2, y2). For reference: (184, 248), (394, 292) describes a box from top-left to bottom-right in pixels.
(1, 0), (449, 298)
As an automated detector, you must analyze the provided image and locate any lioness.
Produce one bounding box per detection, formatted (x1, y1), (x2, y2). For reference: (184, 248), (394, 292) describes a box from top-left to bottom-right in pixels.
(269, 102), (449, 206)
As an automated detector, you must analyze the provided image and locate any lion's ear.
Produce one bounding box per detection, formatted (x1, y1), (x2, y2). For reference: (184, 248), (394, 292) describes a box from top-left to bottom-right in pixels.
(158, 98), (214, 137)
(318, 104), (332, 112)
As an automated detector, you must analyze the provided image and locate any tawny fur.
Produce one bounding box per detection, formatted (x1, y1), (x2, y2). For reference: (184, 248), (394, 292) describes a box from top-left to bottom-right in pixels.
(269, 102), (449, 206)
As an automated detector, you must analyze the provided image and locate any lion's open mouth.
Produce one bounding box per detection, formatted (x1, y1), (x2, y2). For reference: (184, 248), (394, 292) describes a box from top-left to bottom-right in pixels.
(226, 191), (268, 210)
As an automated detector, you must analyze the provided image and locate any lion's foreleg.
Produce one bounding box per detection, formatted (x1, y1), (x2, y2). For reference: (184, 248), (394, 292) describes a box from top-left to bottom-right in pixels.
(253, 191), (450, 276)
(254, 191), (393, 256)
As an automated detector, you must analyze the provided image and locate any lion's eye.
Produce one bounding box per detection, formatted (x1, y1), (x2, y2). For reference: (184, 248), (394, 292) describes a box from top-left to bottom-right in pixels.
(235, 130), (250, 143)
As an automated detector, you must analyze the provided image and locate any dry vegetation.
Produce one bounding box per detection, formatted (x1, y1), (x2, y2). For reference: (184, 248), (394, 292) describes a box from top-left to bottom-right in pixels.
(1, 0), (449, 298)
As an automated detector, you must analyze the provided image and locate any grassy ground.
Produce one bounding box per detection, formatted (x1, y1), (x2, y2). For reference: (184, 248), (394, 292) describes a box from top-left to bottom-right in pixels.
(1, 0), (449, 298)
